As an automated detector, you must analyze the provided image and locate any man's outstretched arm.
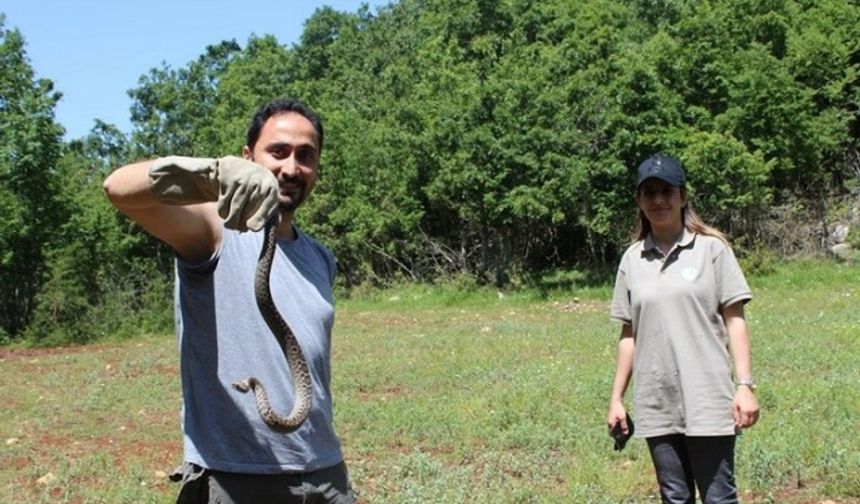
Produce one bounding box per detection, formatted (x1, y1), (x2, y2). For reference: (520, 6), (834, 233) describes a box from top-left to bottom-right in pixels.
(103, 156), (280, 263)
(103, 159), (221, 263)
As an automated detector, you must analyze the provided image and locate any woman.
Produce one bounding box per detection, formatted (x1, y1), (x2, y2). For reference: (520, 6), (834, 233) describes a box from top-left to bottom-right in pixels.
(606, 154), (760, 504)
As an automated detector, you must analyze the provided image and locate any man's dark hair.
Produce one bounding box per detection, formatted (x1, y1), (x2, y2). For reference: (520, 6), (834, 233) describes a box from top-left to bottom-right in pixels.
(246, 98), (324, 152)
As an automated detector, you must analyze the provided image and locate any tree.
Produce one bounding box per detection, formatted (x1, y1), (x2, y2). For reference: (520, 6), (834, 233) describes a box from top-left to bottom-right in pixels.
(0, 17), (64, 339)
(207, 35), (299, 154)
(129, 39), (242, 157)
(27, 120), (172, 344)
(103, 0), (860, 292)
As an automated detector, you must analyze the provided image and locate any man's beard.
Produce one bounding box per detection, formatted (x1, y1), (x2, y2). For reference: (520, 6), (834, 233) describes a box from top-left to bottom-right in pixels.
(249, 155), (306, 212)
(278, 176), (306, 212)
(279, 198), (303, 212)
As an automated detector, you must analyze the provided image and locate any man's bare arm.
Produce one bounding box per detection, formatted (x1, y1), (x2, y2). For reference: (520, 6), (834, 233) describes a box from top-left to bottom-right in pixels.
(103, 160), (221, 263)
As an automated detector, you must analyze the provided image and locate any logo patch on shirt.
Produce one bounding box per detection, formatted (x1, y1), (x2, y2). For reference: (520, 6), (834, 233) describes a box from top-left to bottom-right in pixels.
(681, 267), (698, 281)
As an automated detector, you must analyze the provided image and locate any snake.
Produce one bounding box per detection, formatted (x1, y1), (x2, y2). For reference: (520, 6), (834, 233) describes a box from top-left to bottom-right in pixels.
(232, 217), (313, 432)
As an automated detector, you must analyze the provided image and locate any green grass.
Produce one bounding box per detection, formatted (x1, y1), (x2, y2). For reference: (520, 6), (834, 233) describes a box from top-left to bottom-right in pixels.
(1, 260), (858, 503)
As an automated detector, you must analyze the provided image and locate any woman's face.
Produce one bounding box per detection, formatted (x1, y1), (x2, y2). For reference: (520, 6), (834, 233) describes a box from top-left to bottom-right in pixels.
(637, 178), (687, 230)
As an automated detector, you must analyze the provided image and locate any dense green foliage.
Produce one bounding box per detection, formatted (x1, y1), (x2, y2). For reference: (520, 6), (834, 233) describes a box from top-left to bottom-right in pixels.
(0, 17), (65, 341)
(1, 17), (171, 345)
(0, 0), (859, 343)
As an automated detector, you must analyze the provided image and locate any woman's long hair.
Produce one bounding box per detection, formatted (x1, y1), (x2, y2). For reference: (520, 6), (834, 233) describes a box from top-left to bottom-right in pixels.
(632, 187), (727, 243)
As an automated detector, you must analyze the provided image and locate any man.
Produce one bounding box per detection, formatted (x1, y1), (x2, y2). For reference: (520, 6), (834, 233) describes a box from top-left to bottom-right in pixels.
(103, 98), (355, 503)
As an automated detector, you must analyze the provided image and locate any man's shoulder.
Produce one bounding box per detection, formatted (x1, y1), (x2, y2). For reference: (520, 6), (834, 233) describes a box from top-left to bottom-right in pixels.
(295, 228), (336, 277)
(294, 228), (336, 286)
(296, 228), (333, 257)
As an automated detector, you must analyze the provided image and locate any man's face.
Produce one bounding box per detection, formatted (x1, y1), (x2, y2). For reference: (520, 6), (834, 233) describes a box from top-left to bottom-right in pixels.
(243, 112), (320, 213)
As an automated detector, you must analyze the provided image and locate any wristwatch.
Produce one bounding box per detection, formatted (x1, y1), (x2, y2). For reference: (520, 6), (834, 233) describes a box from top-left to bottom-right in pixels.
(736, 378), (757, 391)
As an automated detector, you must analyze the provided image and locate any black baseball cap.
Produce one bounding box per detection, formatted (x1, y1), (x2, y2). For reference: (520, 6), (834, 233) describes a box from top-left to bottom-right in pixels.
(636, 154), (686, 188)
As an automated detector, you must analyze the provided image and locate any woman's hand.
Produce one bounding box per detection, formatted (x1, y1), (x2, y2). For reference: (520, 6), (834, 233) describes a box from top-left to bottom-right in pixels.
(723, 302), (759, 429)
(607, 400), (630, 435)
(732, 386), (760, 429)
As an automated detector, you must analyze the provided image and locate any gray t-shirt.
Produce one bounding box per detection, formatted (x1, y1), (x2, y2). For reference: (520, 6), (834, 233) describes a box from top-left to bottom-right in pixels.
(610, 230), (751, 437)
(174, 225), (344, 473)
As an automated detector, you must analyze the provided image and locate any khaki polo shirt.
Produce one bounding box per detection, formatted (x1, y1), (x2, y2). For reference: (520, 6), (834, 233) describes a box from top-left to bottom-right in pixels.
(610, 229), (751, 437)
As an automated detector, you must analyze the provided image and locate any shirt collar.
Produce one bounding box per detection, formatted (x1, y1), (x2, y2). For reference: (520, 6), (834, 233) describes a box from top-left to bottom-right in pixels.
(642, 228), (697, 256)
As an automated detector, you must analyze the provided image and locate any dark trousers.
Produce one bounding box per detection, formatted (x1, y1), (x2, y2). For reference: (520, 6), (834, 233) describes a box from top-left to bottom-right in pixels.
(646, 434), (738, 504)
(174, 461), (356, 504)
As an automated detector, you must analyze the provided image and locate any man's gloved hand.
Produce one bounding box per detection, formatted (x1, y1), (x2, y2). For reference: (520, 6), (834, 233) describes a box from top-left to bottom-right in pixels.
(149, 156), (279, 232)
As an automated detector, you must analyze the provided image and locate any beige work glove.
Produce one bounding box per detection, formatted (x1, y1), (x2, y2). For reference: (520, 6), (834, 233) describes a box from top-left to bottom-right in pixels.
(149, 156), (279, 232)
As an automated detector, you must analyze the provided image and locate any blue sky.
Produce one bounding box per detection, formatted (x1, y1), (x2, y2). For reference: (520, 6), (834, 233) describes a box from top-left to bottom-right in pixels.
(3, 0), (380, 140)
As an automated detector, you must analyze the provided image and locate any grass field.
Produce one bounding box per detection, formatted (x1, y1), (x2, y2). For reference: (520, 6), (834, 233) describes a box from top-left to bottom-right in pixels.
(1, 260), (858, 503)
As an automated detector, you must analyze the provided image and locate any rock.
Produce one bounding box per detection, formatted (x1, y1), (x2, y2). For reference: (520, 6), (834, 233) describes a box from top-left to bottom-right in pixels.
(5, 437), (18, 446)
(830, 243), (853, 260)
(37, 472), (56, 485)
(830, 224), (850, 244)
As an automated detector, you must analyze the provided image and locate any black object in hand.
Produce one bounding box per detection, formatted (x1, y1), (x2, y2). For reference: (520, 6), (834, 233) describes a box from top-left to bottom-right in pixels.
(611, 414), (635, 451)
